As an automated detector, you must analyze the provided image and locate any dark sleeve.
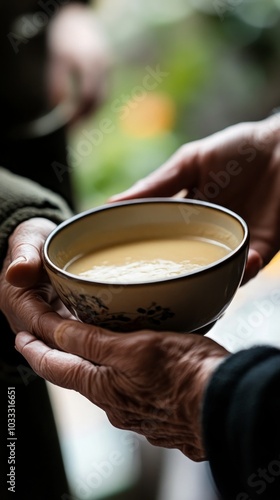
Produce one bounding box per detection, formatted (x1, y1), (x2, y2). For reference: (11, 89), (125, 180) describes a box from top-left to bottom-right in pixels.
(202, 345), (280, 500)
(0, 167), (73, 267)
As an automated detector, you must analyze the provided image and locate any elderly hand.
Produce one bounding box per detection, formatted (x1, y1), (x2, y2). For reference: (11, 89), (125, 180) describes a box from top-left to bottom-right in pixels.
(15, 320), (228, 462)
(3, 216), (229, 463)
(0, 218), (72, 336)
(110, 115), (280, 284)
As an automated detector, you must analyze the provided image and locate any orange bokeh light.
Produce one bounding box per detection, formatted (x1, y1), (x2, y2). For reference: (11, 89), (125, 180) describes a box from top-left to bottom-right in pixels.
(119, 92), (176, 138)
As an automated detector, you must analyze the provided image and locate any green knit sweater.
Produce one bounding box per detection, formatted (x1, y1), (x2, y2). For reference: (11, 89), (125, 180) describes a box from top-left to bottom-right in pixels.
(0, 167), (73, 267)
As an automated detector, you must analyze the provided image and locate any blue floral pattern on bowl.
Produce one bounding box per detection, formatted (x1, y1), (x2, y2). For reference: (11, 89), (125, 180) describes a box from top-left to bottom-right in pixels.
(57, 284), (174, 332)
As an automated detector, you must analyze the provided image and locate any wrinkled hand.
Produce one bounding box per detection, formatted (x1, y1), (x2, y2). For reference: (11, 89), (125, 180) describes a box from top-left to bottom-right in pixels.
(110, 116), (280, 284)
(47, 3), (111, 124)
(15, 321), (228, 461)
(0, 218), (72, 335)
(6, 221), (228, 461)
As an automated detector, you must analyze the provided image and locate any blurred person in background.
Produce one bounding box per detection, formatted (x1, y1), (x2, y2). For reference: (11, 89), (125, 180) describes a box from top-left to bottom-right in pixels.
(4, 113), (280, 500)
(0, 1), (110, 498)
(0, 0), (110, 206)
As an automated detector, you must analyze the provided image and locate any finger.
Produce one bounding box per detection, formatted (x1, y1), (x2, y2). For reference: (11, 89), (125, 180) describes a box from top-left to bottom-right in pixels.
(26, 309), (75, 347)
(54, 320), (129, 362)
(6, 254), (42, 288)
(241, 248), (263, 286)
(8, 285), (73, 344)
(15, 331), (97, 391)
(15, 332), (119, 411)
(108, 144), (199, 202)
(53, 320), (162, 368)
(5, 219), (56, 287)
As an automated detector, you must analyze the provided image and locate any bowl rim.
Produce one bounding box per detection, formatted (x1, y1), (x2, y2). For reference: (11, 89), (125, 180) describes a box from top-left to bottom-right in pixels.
(43, 197), (249, 286)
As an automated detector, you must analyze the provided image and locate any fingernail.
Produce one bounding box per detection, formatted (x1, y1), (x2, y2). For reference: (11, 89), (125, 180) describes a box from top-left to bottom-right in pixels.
(14, 332), (28, 351)
(8, 256), (27, 270)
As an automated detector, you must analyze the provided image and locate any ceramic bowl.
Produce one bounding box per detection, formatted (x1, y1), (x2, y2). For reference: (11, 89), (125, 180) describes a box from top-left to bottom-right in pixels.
(43, 198), (249, 334)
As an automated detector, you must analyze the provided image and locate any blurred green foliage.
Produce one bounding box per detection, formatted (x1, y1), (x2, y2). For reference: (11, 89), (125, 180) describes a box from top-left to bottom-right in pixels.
(69, 0), (280, 211)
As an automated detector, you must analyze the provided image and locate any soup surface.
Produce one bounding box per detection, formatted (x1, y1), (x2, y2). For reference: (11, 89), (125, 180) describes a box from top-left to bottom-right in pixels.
(66, 236), (231, 284)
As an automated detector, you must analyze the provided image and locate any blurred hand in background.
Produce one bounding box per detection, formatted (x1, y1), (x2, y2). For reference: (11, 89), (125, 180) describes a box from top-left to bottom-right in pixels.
(47, 2), (112, 126)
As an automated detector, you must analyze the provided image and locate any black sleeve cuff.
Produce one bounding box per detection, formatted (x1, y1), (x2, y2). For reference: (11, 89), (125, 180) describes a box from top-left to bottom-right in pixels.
(202, 345), (280, 500)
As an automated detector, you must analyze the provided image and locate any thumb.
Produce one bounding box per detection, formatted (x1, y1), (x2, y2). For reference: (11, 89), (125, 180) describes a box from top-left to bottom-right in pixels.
(5, 218), (56, 288)
(109, 144), (199, 202)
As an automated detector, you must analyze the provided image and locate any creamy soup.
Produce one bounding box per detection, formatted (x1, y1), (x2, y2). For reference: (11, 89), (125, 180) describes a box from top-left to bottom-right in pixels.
(66, 236), (231, 284)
